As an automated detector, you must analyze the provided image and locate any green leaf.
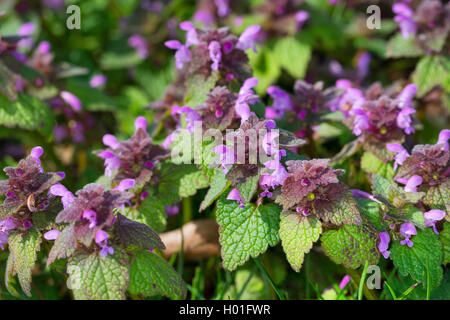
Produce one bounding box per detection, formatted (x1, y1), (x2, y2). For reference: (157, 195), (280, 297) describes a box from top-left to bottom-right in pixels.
(361, 152), (394, 180)
(423, 180), (450, 213)
(129, 250), (186, 299)
(236, 172), (260, 202)
(115, 213), (165, 250)
(199, 169), (230, 211)
(371, 174), (402, 203)
(391, 228), (443, 289)
(385, 33), (424, 58)
(321, 225), (379, 269)
(135, 196), (167, 232)
(65, 79), (117, 111)
(179, 170), (210, 198)
(0, 93), (54, 136)
(184, 72), (218, 107)
(67, 248), (129, 300)
(7, 228), (42, 296)
(279, 213), (322, 272)
(157, 162), (197, 206)
(248, 45), (281, 95)
(272, 37), (311, 79)
(440, 222), (450, 265)
(412, 55), (450, 97)
(47, 224), (76, 266)
(0, 60), (17, 100)
(354, 197), (385, 231)
(216, 197), (281, 271)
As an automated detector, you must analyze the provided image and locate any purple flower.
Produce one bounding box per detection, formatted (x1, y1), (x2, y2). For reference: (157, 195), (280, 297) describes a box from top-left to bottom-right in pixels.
(0, 232), (8, 250)
(351, 108), (369, 136)
(90, 74), (106, 88)
(0, 217), (21, 232)
(60, 91), (82, 111)
(351, 189), (380, 203)
(356, 52), (371, 80)
(97, 150), (121, 176)
(82, 210), (97, 229)
(399, 222), (417, 247)
(260, 160), (288, 197)
(128, 34), (149, 59)
(134, 116), (148, 132)
(339, 275), (351, 290)
(424, 209), (445, 235)
(37, 41), (51, 54)
(23, 220), (32, 229)
(235, 77), (258, 122)
(404, 175), (422, 193)
(95, 230), (114, 257)
(172, 106), (201, 132)
(114, 179), (136, 192)
(437, 129), (450, 151)
(267, 86), (293, 116)
(212, 145), (236, 174)
(295, 11), (309, 31)
(194, 10), (214, 28)
(215, 0), (230, 17)
(31, 146), (44, 170)
(387, 143), (409, 170)
(236, 25), (261, 52)
(179, 21), (199, 47)
(18, 22), (35, 49)
(162, 132), (178, 149)
(165, 40), (191, 69)
(208, 41), (222, 71)
(102, 134), (120, 150)
(165, 205), (179, 217)
(393, 3), (416, 39)
(44, 229), (61, 240)
(227, 188), (245, 208)
(378, 232), (391, 259)
(396, 107), (415, 134)
(49, 183), (75, 209)
(397, 84), (417, 109)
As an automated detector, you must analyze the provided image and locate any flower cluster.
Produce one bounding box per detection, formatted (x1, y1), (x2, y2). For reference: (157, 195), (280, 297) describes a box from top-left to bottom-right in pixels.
(95, 116), (170, 186)
(393, 0), (450, 52)
(165, 22), (259, 82)
(0, 147), (64, 248)
(276, 159), (361, 225)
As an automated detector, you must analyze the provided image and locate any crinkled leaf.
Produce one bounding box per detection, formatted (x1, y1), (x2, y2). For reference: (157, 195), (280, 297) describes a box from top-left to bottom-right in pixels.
(0, 92), (54, 136)
(236, 171), (260, 202)
(200, 169), (230, 211)
(179, 170), (210, 198)
(279, 213), (322, 272)
(216, 198), (281, 271)
(115, 213), (165, 250)
(412, 55), (450, 97)
(423, 180), (450, 214)
(312, 184), (362, 226)
(67, 248), (129, 300)
(273, 37), (311, 79)
(391, 228), (443, 288)
(184, 72), (218, 107)
(321, 225), (379, 269)
(157, 163), (197, 206)
(129, 250), (186, 299)
(354, 197), (385, 231)
(134, 197), (167, 232)
(47, 224), (76, 266)
(7, 228), (41, 296)
(441, 222), (450, 265)
(385, 33), (424, 58)
(361, 152), (394, 180)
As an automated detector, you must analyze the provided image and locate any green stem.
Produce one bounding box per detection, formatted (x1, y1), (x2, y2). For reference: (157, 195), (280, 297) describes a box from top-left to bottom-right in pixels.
(253, 258), (285, 300)
(358, 261), (369, 300)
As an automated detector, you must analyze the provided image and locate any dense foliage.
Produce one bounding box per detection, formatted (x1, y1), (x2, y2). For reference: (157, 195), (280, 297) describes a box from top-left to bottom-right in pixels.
(0, 0), (448, 300)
